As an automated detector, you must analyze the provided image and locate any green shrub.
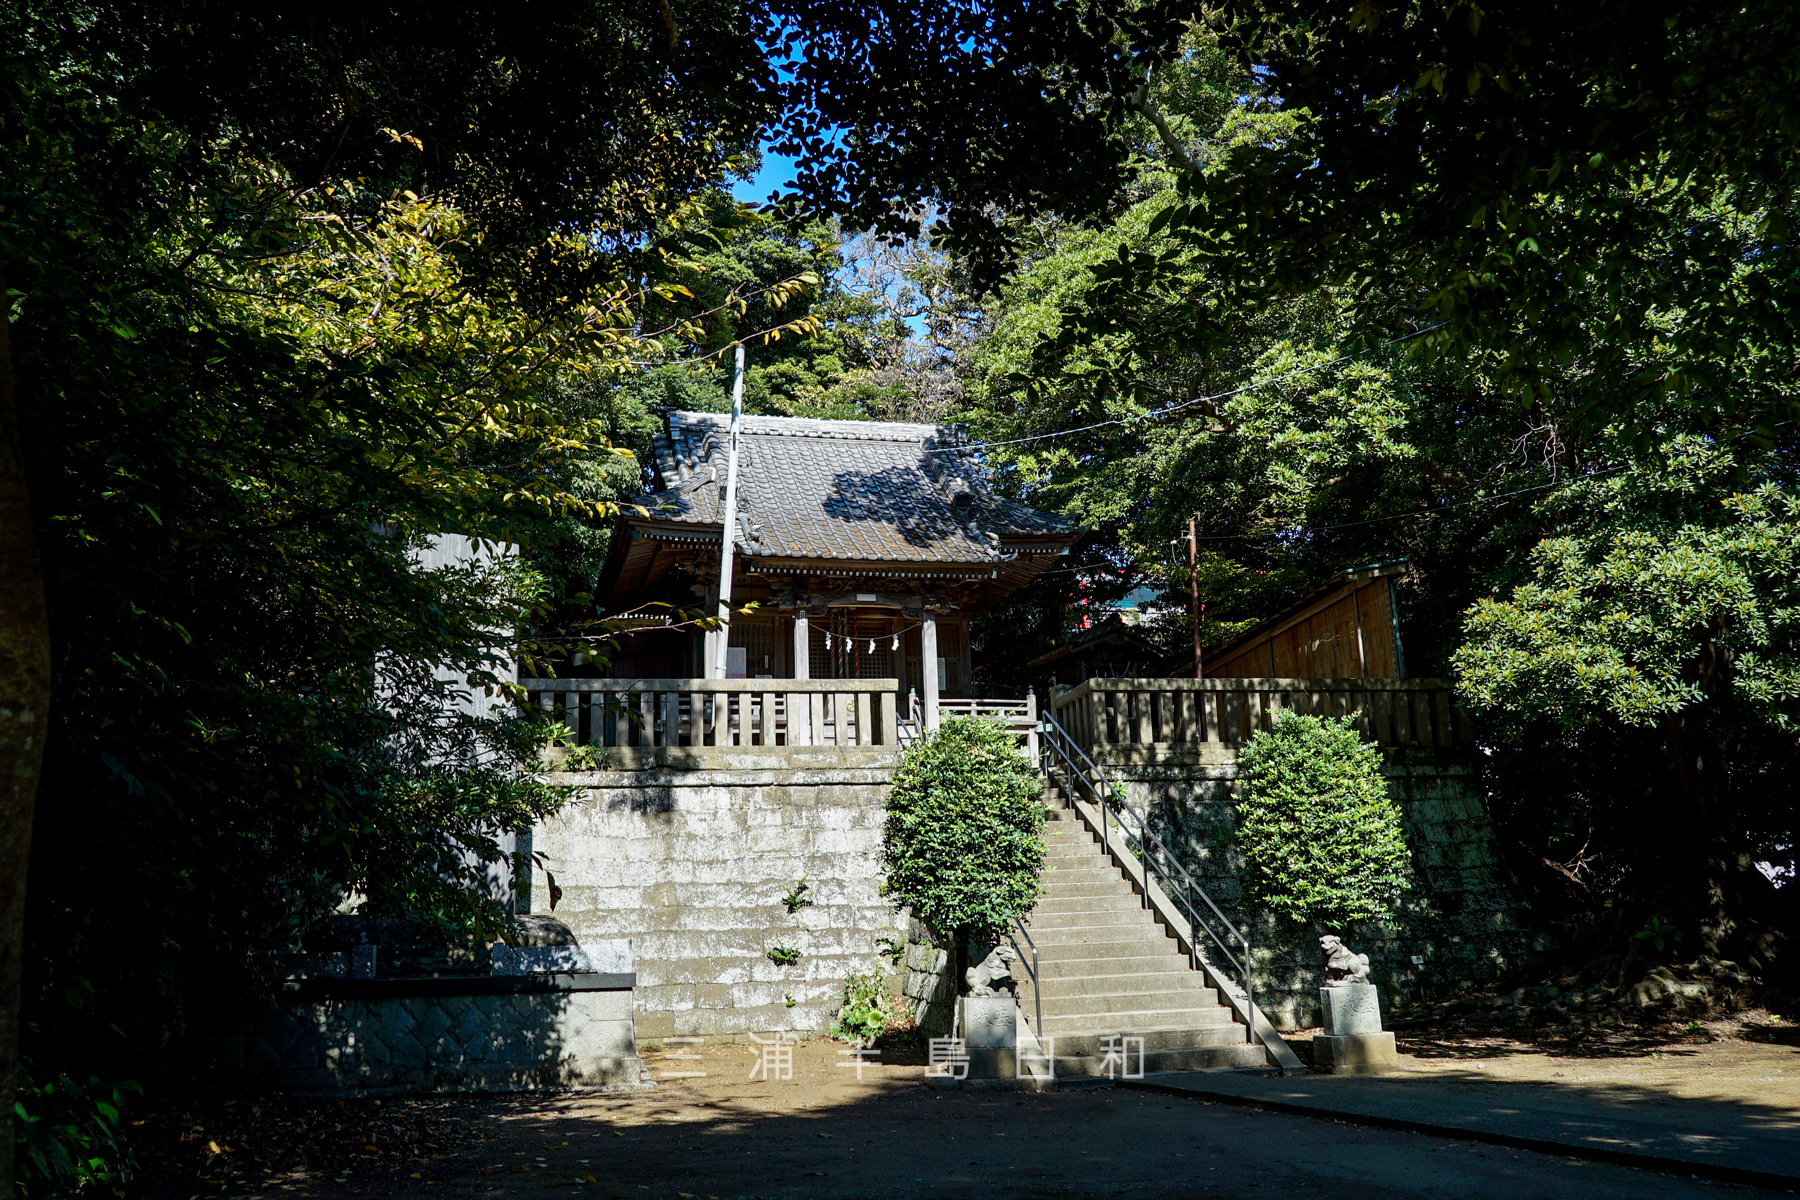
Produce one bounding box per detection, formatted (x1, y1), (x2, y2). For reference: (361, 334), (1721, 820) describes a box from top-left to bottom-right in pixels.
(782, 876), (814, 913)
(1234, 712), (1411, 932)
(881, 716), (1046, 945)
(831, 968), (894, 1043)
(14, 1064), (140, 1197)
(765, 945), (800, 966)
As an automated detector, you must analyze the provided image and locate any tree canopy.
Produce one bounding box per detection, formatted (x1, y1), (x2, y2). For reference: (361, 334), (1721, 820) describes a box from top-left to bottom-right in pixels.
(3, 2), (1800, 1188)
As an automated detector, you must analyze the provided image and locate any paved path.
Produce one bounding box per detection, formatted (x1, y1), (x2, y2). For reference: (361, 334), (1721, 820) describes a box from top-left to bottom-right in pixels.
(1127, 1066), (1800, 1190)
(221, 1042), (1795, 1200)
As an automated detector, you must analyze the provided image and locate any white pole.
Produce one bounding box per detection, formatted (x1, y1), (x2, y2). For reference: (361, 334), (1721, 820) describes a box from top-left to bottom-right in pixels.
(713, 345), (745, 679)
(920, 610), (940, 732)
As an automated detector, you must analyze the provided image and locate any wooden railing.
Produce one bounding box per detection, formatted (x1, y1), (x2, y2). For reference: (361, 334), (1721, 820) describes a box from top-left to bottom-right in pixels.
(935, 694), (1039, 757)
(522, 678), (901, 749)
(1049, 677), (1472, 753)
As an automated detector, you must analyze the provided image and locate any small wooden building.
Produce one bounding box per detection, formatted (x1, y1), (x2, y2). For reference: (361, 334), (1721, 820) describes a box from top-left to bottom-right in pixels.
(594, 410), (1084, 715)
(1025, 619), (1169, 695)
(1206, 560), (1409, 679)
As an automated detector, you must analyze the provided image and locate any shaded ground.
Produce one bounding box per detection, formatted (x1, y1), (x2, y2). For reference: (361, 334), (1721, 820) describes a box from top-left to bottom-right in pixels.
(1396, 1007), (1800, 1105)
(133, 1031), (1800, 1200)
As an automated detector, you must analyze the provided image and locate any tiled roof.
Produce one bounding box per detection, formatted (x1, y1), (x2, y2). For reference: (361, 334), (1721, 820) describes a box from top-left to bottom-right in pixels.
(632, 410), (1080, 564)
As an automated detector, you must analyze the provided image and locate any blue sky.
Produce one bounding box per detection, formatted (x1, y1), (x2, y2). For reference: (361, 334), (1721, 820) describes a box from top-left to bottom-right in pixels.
(730, 148), (802, 206)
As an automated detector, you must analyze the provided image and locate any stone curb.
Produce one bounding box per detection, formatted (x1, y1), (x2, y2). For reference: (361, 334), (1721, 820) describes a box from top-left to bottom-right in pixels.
(1120, 1073), (1800, 1194)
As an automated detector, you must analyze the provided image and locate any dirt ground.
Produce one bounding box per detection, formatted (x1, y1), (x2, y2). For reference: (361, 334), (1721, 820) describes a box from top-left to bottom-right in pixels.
(1396, 1007), (1800, 1107)
(135, 1018), (1800, 1200)
(1273, 1006), (1800, 1106)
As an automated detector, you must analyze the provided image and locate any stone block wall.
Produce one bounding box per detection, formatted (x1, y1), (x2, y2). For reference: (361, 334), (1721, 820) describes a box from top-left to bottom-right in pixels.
(533, 749), (907, 1040)
(1115, 752), (1547, 1029)
(219, 984), (643, 1096)
(529, 742), (1539, 1040)
(899, 914), (955, 1036)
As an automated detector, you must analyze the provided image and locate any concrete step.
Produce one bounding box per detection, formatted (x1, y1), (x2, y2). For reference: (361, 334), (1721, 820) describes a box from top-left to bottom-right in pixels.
(1021, 909), (1164, 932)
(1022, 928), (1173, 949)
(1038, 845), (1109, 860)
(1035, 953), (1193, 978)
(1033, 986), (1218, 1018)
(1031, 894), (1143, 915)
(1036, 868), (1130, 886)
(1040, 854), (1107, 868)
(1042, 1043), (1268, 1078)
(1038, 1008), (1239, 1039)
(1019, 971), (1215, 1001)
(1030, 939), (1190, 962)
(1031, 880), (1138, 901)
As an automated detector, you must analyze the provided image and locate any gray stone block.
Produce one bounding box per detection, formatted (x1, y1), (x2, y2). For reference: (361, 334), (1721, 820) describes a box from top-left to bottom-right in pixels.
(962, 996), (1017, 1051)
(1314, 1031), (1398, 1074)
(1319, 984), (1384, 1036)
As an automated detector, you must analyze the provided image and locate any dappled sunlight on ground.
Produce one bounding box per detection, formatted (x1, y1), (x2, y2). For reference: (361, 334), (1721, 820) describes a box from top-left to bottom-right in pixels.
(138, 1037), (1797, 1200)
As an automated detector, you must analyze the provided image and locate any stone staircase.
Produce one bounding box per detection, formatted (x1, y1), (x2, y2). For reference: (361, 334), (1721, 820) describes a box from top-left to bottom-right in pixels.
(1012, 785), (1268, 1078)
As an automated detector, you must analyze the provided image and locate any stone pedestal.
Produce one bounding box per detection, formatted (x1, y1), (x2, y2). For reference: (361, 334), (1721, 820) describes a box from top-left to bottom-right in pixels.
(1314, 984), (1397, 1074)
(961, 995), (1018, 1080)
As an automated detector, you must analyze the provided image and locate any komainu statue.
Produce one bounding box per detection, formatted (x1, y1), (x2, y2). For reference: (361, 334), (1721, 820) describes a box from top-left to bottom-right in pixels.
(965, 945), (1020, 996)
(1320, 934), (1371, 988)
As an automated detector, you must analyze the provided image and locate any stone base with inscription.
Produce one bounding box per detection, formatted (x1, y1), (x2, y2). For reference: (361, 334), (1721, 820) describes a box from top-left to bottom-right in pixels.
(962, 994), (1019, 1080)
(1313, 983), (1398, 1075)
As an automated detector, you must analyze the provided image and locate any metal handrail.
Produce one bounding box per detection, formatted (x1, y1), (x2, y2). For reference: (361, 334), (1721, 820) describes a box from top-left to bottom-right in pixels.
(1037, 710), (1259, 1047)
(1008, 915), (1043, 1050)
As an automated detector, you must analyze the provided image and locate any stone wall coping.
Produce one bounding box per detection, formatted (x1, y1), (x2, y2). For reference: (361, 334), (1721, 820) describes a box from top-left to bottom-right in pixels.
(1100, 758), (1477, 778)
(278, 972), (634, 1000)
(552, 754), (899, 781)
(1056, 676), (1455, 699)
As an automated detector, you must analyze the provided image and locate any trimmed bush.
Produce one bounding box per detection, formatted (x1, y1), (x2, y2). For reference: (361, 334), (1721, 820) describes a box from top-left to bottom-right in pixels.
(881, 716), (1046, 944)
(1234, 712), (1411, 931)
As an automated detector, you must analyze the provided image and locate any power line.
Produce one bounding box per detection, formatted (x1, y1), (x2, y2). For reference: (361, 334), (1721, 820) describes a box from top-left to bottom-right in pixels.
(1012, 468), (1625, 580)
(937, 322), (1449, 456)
(1187, 467), (1627, 542)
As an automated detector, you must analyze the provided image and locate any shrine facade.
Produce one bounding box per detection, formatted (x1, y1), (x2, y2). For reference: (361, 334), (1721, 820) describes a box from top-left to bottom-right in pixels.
(593, 410), (1083, 720)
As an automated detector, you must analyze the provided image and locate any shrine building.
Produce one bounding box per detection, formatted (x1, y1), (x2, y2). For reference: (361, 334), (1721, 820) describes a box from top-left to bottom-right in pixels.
(593, 409), (1084, 720)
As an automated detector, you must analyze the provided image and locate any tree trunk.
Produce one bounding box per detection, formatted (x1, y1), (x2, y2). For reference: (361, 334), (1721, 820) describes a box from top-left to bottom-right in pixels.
(0, 248), (49, 1194)
(1664, 703), (1791, 977)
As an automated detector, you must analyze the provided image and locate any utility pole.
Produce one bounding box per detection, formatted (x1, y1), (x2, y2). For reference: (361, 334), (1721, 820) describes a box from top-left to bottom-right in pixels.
(1188, 516), (1203, 679)
(713, 345), (745, 679)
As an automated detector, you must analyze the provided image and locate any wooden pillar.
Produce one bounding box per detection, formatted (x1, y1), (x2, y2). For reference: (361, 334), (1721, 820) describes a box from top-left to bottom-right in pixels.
(1025, 687), (1039, 762)
(921, 610), (940, 732)
(792, 610), (810, 680)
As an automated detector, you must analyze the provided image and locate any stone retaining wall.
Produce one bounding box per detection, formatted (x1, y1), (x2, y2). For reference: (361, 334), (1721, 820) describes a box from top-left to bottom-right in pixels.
(899, 914), (955, 1036)
(530, 742), (1540, 1039)
(218, 978), (643, 1096)
(1113, 752), (1547, 1029)
(533, 748), (906, 1039)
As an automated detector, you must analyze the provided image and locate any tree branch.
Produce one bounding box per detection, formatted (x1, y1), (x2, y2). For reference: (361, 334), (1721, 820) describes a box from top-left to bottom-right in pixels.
(1131, 82), (1206, 176)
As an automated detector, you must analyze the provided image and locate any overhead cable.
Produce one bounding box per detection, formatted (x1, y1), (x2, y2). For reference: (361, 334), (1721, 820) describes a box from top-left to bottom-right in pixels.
(934, 322), (1450, 456)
